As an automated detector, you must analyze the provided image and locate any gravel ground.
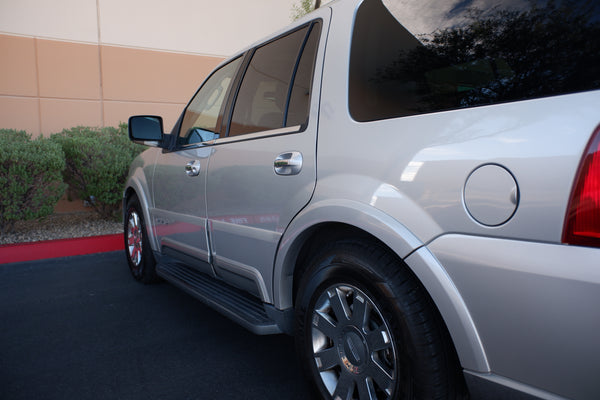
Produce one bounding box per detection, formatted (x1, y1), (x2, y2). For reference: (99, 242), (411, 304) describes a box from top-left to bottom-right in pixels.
(1, 213), (123, 245)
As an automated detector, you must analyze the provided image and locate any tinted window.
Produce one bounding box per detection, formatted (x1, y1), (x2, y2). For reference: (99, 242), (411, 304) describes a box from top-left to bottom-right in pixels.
(179, 57), (242, 145)
(349, 0), (600, 122)
(287, 22), (321, 127)
(229, 26), (309, 137)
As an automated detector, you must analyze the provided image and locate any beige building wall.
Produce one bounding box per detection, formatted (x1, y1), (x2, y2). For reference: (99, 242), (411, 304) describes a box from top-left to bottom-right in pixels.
(0, 0), (297, 136)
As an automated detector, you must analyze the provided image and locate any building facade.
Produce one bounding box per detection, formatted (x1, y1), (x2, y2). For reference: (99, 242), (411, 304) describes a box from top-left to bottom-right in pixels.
(0, 0), (296, 136)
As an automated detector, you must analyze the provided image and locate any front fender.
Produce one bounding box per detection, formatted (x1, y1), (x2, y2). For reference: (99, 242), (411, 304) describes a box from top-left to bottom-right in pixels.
(123, 148), (160, 252)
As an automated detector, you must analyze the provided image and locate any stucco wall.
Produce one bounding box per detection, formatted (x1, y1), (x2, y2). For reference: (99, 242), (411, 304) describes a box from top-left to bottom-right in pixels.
(0, 0), (297, 135)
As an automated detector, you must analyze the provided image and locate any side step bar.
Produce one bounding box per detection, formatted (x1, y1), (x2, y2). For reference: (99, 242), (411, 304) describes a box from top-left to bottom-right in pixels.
(156, 260), (282, 335)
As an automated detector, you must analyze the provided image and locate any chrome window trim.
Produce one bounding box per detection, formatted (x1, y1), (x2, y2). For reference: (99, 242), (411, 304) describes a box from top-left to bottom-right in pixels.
(214, 125), (303, 145)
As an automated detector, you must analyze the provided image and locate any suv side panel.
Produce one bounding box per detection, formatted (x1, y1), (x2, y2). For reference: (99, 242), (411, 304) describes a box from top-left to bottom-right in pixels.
(273, 0), (600, 397)
(205, 14), (330, 302)
(317, 7), (597, 245)
(124, 1), (600, 399)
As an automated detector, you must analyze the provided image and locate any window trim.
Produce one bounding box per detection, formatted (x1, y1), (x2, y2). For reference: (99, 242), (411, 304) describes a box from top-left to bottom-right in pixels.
(177, 125), (303, 151)
(214, 125), (302, 146)
(219, 50), (254, 139)
(283, 22), (316, 127)
(223, 20), (322, 138)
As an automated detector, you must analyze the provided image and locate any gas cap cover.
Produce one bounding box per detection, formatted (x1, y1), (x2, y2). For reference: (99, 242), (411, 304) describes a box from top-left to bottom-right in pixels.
(464, 164), (519, 227)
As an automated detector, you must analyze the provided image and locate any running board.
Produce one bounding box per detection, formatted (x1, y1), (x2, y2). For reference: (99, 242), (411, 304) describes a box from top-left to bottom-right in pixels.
(156, 260), (282, 335)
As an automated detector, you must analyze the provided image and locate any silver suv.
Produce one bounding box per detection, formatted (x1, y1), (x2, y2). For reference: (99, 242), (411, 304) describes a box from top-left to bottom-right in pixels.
(123, 1), (600, 399)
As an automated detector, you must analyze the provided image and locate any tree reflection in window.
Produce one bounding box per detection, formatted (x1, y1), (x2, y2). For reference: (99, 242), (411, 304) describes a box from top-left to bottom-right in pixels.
(350, 0), (600, 122)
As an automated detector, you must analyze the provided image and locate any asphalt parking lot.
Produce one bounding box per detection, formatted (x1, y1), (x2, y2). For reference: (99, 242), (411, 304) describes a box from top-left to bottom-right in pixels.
(0, 251), (312, 400)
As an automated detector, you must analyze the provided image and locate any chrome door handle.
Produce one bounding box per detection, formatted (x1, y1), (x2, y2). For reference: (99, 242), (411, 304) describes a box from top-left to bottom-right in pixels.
(185, 160), (201, 177)
(274, 152), (302, 175)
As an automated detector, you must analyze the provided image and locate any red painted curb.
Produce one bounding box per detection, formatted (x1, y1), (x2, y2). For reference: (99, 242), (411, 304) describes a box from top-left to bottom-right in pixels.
(0, 234), (124, 264)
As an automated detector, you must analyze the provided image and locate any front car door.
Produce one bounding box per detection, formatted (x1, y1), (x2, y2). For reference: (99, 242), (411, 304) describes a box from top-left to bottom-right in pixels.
(205, 20), (325, 301)
(151, 57), (243, 275)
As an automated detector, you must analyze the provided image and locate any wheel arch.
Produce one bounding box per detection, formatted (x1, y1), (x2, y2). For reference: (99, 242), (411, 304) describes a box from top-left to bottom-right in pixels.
(273, 199), (490, 373)
(273, 199), (422, 310)
(123, 175), (158, 253)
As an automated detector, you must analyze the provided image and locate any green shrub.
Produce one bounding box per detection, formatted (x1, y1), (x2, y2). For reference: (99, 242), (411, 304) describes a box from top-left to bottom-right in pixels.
(51, 124), (144, 220)
(0, 129), (67, 234)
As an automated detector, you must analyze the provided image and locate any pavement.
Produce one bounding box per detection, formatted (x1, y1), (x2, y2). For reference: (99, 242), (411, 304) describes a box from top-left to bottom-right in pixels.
(0, 251), (312, 400)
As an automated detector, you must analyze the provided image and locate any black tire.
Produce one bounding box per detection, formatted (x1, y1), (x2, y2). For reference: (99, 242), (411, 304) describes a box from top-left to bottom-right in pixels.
(124, 195), (159, 284)
(295, 239), (464, 400)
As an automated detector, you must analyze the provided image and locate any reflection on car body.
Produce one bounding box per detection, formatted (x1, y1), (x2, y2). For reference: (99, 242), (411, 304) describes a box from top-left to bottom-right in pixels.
(123, 1), (600, 399)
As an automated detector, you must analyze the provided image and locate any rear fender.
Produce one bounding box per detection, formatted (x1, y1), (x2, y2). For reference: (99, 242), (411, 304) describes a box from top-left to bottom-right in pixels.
(273, 198), (489, 372)
(273, 198), (422, 309)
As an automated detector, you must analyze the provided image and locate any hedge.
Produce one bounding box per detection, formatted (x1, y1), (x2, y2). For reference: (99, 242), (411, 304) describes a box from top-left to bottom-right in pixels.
(0, 129), (67, 234)
(51, 124), (144, 220)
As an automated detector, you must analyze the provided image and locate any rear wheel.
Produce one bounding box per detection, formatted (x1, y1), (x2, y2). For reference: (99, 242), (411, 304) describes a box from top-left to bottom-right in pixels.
(124, 195), (159, 283)
(295, 239), (463, 400)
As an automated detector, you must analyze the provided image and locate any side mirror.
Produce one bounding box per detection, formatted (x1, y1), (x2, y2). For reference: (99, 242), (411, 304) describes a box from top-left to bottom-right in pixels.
(128, 115), (164, 146)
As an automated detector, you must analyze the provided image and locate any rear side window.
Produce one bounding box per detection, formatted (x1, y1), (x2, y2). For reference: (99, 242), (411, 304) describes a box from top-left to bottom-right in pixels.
(349, 0), (600, 122)
(287, 22), (321, 127)
(229, 22), (321, 137)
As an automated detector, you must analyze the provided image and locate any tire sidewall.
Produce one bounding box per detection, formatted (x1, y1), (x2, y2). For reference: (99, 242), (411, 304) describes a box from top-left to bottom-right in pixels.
(295, 242), (415, 400)
(124, 195), (156, 282)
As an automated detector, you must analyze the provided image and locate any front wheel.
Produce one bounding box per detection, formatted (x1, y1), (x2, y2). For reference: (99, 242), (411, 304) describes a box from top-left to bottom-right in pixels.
(295, 240), (464, 400)
(124, 195), (159, 283)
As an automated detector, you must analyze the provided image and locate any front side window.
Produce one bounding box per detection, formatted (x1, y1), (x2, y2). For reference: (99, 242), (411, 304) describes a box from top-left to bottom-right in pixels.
(179, 57), (243, 145)
(349, 0), (600, 122)
(228, 25), (312, 137)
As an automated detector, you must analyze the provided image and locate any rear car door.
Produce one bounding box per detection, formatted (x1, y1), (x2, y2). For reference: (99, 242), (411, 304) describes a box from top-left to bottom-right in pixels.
(205, 21), (324, 299)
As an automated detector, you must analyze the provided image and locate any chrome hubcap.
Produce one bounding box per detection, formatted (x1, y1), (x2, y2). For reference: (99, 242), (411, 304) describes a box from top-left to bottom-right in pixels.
(311, 284), (397, 400)
(127, 211), (143, 266)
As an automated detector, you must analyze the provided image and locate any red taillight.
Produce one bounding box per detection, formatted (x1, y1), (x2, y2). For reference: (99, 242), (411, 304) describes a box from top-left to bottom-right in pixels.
(563, 125), (600, 247)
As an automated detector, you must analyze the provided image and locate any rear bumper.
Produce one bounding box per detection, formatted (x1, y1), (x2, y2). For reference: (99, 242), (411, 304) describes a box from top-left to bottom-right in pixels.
(427, 235), (600, 400)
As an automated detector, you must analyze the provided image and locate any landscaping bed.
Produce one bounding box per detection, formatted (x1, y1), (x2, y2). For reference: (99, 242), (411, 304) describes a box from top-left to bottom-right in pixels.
(0, 212), (122, 245)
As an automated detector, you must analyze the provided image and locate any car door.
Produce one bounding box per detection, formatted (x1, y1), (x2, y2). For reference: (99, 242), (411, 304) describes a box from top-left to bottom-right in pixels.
(205, 21), (323, 300)
(151, 57), (243, 275)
